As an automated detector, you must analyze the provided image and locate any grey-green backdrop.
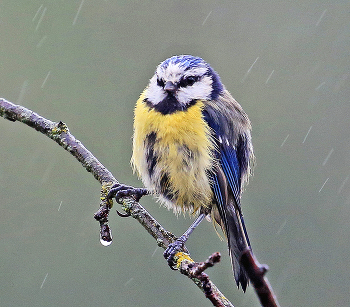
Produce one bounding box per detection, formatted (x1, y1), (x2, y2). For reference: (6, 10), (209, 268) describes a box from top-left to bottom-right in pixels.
(1, 1), (349, 306)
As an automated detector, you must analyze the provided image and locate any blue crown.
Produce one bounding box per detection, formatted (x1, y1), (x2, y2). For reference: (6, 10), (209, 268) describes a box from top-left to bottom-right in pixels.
(160, 55), (206, 71)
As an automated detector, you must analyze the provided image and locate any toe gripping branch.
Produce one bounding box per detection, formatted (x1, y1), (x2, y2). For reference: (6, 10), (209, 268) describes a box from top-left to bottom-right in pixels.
(163, 213), (205, 270)
(108, 183), (149, 205)
(163, 237), (190, 270)
(94, 183), (150, 246)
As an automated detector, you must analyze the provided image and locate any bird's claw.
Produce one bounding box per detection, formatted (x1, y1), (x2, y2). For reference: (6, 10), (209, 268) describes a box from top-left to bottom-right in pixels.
(107, 184), (149, 204)
(163, 239), (187, 270)
(116, 210), (131, 217)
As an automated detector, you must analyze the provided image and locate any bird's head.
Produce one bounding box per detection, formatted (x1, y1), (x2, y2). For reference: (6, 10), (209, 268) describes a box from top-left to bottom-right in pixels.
(144, 55), (224, 114)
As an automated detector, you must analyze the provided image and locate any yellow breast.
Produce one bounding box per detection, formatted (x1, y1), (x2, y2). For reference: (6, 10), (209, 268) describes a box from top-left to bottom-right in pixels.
(131, 92), (215, 214)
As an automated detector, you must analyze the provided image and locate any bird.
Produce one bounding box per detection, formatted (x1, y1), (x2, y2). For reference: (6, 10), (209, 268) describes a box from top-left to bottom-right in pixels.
(108, 55), (254, 291)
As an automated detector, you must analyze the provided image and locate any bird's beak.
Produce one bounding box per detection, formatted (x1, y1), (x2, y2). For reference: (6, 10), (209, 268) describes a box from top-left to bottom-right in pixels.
(164, 81), (177, 93)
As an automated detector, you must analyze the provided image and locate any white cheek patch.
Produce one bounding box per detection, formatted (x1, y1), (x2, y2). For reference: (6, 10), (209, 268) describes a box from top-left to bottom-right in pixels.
(146, 76), (166, 105)
(147, 63), (213, 106)
(177, 75), (213, 105)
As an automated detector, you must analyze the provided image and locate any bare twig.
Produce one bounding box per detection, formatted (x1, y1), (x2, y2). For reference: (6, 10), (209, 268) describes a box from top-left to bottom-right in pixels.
(177, 252), (234, 307)
(0, 98), (114, 184)
(0, 98), (238, 307)
(240, 249), (280, 307)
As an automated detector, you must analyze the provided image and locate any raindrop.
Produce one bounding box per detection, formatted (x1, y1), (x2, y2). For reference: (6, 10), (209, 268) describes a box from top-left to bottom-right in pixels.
(36, 35), (47, 48)
(41, 71), (51, 88)
(280, 134), (289, 147)
(32, 4), (43, 22)
(40, 273), (48, 289)
(35, 7), (47, 32)
(73, 0), (85, 26)
(338, 175), (349, 194)
(124, 278), (134, 286)
(265, 70), (274, 84)
(302, 126), (312, 144)
(202, 11), (212, 26)
(316, 9), (327, 27)
(319, 178), (329, 193)
(241, 57), (259, 83)
(276, 219), (287, 235)
(100, 237), (112, 247)
(315, 82), (325, 91)
(322, 148), (334, 166)
(151, 246), (159, 257)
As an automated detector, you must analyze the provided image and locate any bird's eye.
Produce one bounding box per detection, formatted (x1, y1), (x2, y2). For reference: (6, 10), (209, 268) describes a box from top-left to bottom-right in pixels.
(157, 78), (165, 87)
(179, 76), (199, 88)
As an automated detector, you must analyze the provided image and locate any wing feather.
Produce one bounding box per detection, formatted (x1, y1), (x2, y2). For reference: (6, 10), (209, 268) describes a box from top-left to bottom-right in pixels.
(203, 103), (252, 291)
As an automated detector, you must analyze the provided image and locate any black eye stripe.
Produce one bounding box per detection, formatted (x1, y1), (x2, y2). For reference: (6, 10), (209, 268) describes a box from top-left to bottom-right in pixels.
(157, 78), (165, 87)
(156, 75), (200, 89)
(178, 75), (200, 88)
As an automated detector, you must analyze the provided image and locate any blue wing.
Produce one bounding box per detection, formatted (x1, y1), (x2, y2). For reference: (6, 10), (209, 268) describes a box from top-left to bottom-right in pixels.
(203, 108), (251, 291)
(220, 143), (242, 208)
(217, 142), (251, 246)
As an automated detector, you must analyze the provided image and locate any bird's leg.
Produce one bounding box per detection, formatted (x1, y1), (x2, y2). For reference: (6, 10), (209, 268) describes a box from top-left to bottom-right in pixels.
(164, 212), (206, 269)
(107, 183), (149, 216)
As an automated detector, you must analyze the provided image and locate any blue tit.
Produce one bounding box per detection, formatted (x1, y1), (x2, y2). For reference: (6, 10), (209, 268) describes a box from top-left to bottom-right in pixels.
(112, 55), (254, 291)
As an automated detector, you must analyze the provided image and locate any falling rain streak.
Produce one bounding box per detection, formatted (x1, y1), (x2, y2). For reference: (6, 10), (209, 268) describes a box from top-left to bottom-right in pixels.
(35, 7), (47, 32)
(315, 81), (325, 91)
(124, 278), (134, 286)
(302, 126), (312, 143)
(33, 4), (44, 22)
(265, 70), (274, 84)
(280, 134), (289, 147)
(316, 9), (327, 27)
(276, 219), (287, 235)
(41, 71), (51, 88)
(36, 35), (47, 48)
(151, 246), (159, 257)
(40, 273), (48, 289)
(338, 175), (349, 194)
(73, 0), (85, 26)
(58, 200), (63, 211)
(241, 57), (259, 82)
(202, 11), (212, 26)
(322, 148), (334, 166)
(319, 178), (329, 193)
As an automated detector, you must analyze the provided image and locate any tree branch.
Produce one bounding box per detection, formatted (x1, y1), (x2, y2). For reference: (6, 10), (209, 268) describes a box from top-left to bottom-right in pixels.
(0, 97), (280, 307)
(240, 249), (280, 307)
(0, 98), (233, 306)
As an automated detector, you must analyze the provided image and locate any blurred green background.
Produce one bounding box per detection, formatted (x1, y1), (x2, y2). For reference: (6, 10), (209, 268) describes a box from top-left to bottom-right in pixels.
(1, 1), (349, 306)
